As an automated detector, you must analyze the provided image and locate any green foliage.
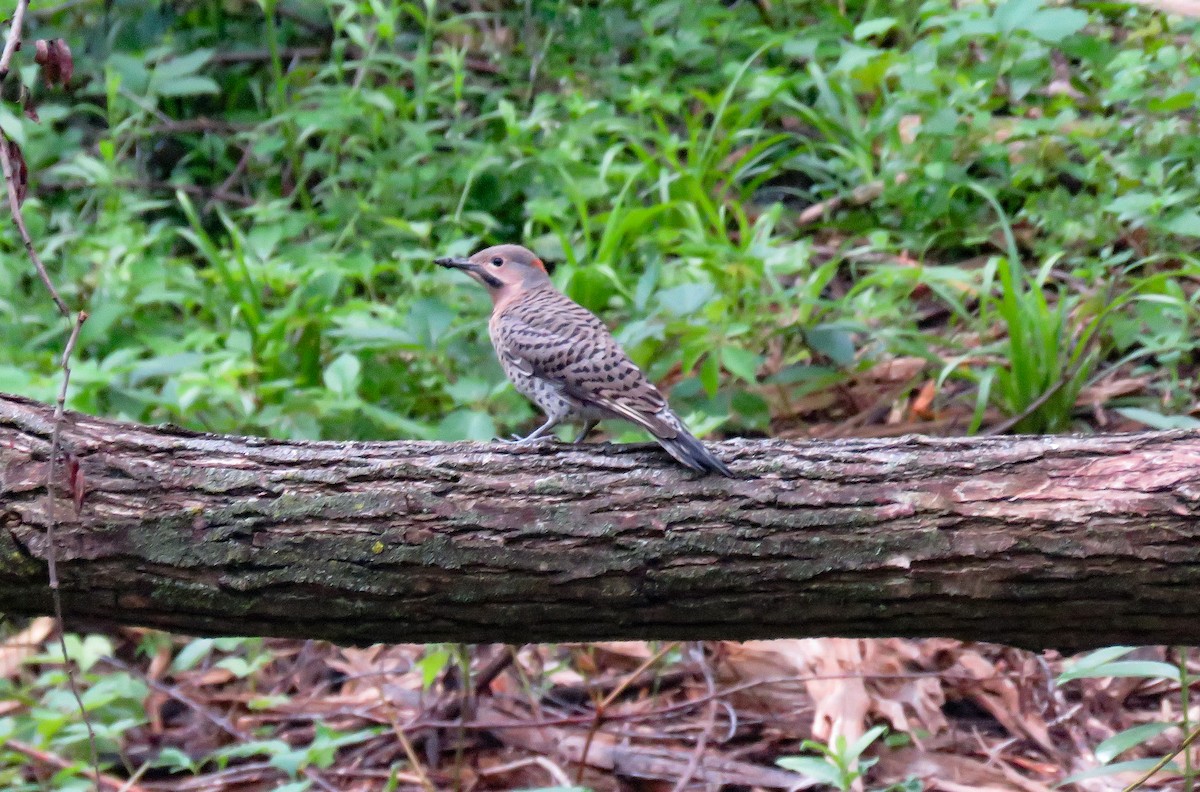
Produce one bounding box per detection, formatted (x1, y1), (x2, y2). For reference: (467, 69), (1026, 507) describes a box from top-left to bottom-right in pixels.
(3, 0), (1199, 442)
(777, 725), (920, 791)
(0, 634), (147, 789)
(1057, 647), (1196, 786)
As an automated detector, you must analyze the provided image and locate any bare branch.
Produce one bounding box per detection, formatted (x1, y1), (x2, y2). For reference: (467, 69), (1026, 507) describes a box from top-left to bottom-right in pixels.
(0, 6), (98, 786)
(0, 0), (29, 81)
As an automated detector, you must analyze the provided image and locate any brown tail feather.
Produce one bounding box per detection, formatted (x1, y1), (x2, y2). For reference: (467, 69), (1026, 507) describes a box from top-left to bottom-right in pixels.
(592, 399), (734, 477)
(655, 427), (734, 477)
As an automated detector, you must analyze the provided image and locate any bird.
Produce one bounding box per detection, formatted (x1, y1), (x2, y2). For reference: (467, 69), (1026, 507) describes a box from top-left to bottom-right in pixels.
(435, 244), (733, 477)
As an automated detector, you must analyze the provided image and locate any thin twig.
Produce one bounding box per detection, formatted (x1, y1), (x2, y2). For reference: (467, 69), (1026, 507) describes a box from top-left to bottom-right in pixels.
(670, 643), (719, 792)
(452, 645), (471, 792)
(0, 0), (29, 81)
(4, 739), (148, 792)
(796, 173), (909, 226)
(381, 691), (438, 792)
(43, 312), (97, 786)
(479, 756), (573, 787)
(205, 146), (253, 213)
(210, 45), (326, 64)
(574, 642), (679, 784)
(1, 141), (70, 317)
(981, 376), (1068, 436)
(145, 118), (250, 135)
(1, 7), (101, 788)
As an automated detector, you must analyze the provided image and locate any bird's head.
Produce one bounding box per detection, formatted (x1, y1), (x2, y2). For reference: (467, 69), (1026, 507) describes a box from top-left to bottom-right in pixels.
(435, 244), (551, 300)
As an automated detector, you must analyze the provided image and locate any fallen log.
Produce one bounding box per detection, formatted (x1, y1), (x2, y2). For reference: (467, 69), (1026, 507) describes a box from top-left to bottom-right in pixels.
(1, 393), (1198, 650)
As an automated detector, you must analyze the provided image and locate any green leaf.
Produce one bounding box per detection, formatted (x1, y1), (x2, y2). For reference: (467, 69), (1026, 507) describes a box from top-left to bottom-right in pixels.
(1105, 192), (1157, 217)
(172, 638), (215, 672)
(807, 324), (857, 366)
(1164, 212), (1200, 237)
(1147, 92), (1195, 113)
(1087, 661), (1182, 679)
(1022, 8), (1088, 42)
(633, 260), (660, 311)
(994, 0), (1043, 34)
(436, 409), (496, 441)
(445, 378), (492, 404)
(105, 52), (149, 93)
(415, 647), (451, 689)
(49, 634), (115, 672)
(216, 657), (253, 678)
(215, 738), (292, 762)
(407, 297), (456, 347)
(1115, 408), (1200, 430)
(80, 673), (148, 710)
(1066, 646), (1135, 669)
(853, 17), (897, 40)
(776, 755), (843, 785)
(323, 353), (362, 398)
(0, 105), (25, 146)
(129, 353), (206, 385)
(153, 49), (214, 81)
(248, 694), (291, 711)
(150, 747), (196, 772)
(268, 747), (310, 777)
(1094, 722), (1173, 765)
(304, 724), (381, 769)
(1060, 658), (1180, 683)
(656, 282), (715, 316)
(699, 353), (721, 397)
(720, 346), (760, 383)
(848, 725), (888, 760)
(156, 75), (221, 97)
(1059, 757), (1179, 785)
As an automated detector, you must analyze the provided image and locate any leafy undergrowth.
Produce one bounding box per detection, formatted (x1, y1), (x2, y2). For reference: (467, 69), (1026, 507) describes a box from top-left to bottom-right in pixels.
(3, 0), (1200, 789)
(5, 0), (1200, 441)
(1, 628), (1197, 790)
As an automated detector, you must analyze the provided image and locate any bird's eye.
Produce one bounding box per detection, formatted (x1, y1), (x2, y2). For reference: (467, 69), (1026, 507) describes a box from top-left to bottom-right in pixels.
(490, 257), (504, 267)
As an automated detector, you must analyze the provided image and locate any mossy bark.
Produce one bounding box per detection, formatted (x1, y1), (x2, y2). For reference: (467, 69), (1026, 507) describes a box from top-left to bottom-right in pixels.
(2, 393), (1199, 649)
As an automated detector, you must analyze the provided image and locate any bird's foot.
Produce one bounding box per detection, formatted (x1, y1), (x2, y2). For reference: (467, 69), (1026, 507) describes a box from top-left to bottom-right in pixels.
(496, 433), (555, 445)
(572, 420), (600, 444)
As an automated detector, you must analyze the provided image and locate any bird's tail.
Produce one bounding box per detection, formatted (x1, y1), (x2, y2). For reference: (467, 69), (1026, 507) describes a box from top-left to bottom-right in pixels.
(654, 419), (734, 478)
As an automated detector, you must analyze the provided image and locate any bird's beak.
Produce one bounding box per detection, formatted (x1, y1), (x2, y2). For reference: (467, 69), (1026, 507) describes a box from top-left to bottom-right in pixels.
(435, 256), (476, 272)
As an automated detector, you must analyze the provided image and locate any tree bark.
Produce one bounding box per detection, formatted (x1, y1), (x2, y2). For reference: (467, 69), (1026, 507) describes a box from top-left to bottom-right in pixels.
(1, 393), (1199, 650)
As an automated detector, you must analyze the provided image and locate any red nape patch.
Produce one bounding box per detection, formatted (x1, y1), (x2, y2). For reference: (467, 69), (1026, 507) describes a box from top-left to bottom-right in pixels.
(532, 258), (547, 272)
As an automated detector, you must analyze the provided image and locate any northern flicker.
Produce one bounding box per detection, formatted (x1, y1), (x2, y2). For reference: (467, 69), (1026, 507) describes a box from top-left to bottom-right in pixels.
(436, 244), (734, 477)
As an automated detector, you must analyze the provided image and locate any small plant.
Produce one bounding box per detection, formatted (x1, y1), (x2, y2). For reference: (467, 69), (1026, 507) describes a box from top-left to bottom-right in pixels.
(776, 725), (897, 791)
(1058, 647), (1198, 788)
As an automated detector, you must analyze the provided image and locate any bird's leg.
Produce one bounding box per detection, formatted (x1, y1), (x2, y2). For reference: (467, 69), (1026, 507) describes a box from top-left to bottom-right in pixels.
(502, 415), (561, 444)
(572, 419), (599, 444)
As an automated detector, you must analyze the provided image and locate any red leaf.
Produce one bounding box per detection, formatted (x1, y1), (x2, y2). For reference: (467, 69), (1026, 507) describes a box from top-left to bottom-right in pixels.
(33, 38), (73, 88)
(2, 135), (27, 206)
(66, 453), (85, 515)
(53, 40), (73, 86)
